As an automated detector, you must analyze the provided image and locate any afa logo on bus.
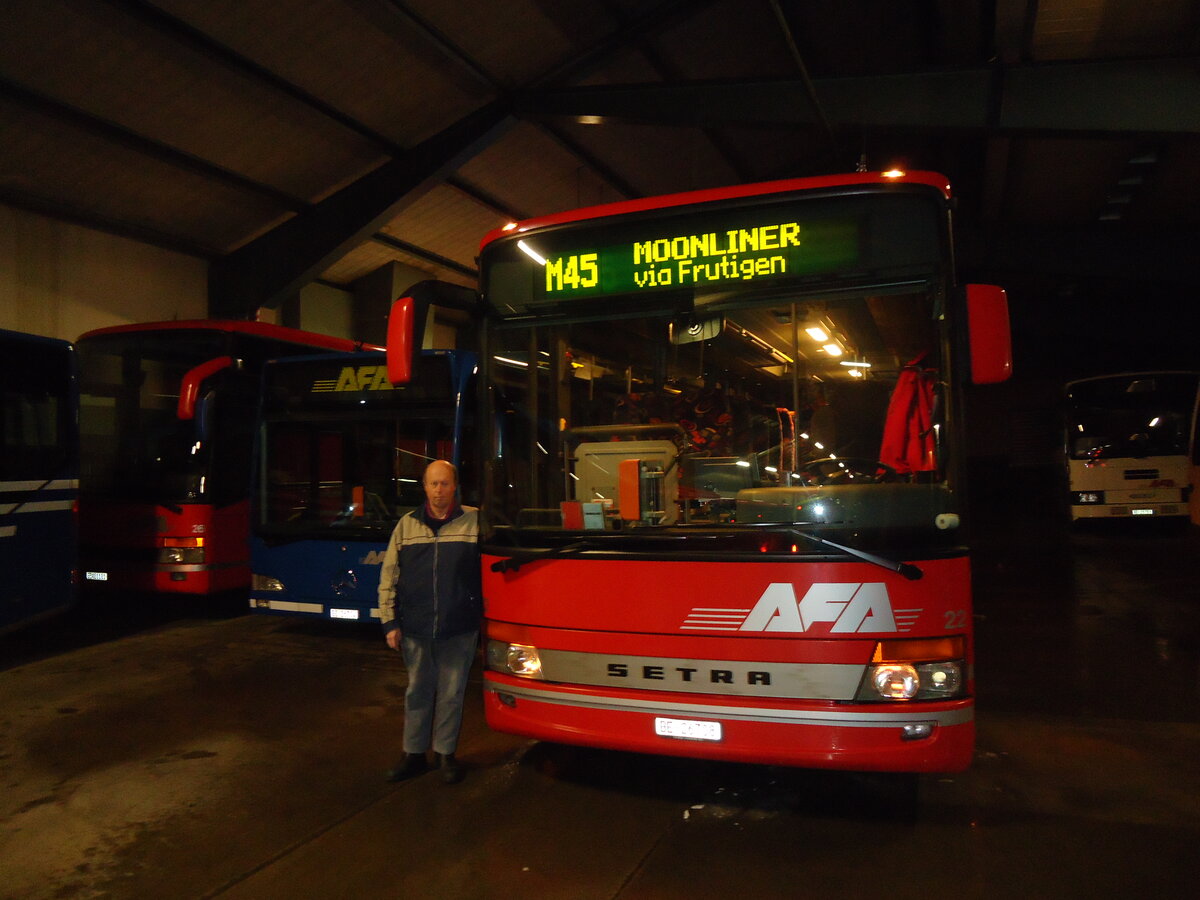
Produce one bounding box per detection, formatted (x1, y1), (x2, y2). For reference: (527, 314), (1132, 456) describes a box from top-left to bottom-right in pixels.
(682, 583), (923, 634)
(311, 365), (394, 393)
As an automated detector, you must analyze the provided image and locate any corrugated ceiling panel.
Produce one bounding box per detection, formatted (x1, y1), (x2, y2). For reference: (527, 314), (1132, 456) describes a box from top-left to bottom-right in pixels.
(152, 0), (490, 147)
(380, 185), (508, 266)
(656, 0), (793, 79)
(1033, 0), (1197, 61)
(554, 119), (742, 198)
(0, 99), (290, 252)
(319, 241), (472, 290)
(404, 0), (607, 88)
(455, 122), (627, 219)
(0, 0), (383, 201)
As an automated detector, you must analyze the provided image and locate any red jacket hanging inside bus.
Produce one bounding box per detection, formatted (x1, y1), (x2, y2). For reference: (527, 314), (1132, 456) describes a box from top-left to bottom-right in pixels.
(879, 354), (937, 474)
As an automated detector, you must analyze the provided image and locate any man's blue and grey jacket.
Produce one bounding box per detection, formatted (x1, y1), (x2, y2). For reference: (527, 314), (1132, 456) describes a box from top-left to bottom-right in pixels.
(377, 504), (481, 639)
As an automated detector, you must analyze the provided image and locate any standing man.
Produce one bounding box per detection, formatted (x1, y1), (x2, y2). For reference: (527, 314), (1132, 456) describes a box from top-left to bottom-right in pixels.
(378, 459), (481, 785)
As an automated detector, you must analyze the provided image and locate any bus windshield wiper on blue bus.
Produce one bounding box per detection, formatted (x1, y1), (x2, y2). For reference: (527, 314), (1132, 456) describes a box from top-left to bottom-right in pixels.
(762, 526), (924, 581)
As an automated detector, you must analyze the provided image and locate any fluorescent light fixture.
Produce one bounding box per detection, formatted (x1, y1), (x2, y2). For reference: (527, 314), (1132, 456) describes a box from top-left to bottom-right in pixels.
(764, 466), (778, 473)
(822, 343), (843, 357)
(517, 240), (547, 265)
(848, 368), (863, 377)
(494, 355), (529, 368)
(735, 459), (751, 468)
(839, 360), (871, 367)
(805, 326), (829, 342)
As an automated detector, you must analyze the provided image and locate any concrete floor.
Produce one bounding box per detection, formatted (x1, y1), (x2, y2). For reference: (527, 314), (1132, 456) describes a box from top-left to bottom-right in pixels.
(2, 491), (1198, 899)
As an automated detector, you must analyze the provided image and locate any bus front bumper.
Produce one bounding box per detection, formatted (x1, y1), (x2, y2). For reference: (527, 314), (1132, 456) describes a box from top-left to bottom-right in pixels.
(483, 673), (974, 773)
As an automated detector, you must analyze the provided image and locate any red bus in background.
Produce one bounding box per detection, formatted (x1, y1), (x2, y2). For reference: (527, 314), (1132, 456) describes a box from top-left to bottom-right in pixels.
(76, 320), (373, 596)
(470, 171), (1011, 772)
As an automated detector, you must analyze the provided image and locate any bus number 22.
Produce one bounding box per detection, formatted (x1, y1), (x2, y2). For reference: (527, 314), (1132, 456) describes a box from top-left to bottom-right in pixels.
(944, 609), (968, 630)
(546, 253), (599, 292)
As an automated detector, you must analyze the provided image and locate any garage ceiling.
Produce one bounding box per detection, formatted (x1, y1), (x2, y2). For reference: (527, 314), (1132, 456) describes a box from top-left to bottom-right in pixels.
(2, 0), (1198, 319)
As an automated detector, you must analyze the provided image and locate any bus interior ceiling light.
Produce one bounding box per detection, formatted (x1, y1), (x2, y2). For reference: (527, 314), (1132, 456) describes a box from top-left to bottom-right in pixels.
(805, 326), (829, 342)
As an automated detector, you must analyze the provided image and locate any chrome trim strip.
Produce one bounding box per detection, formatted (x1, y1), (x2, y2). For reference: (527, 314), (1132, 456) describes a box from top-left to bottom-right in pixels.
(251, 599), (324, 614)
(536, 648), (864, 700)
(486, 681), (974, 727)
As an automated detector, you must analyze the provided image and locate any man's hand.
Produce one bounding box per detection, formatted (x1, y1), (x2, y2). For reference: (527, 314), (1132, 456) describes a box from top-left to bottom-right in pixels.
(386, 629), (402, 651)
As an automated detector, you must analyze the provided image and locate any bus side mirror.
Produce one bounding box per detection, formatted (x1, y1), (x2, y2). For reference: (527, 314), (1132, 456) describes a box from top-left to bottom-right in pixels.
(178, 357), (234, 419)
(386, 295), (418, 385)
(966, 284), (1012, 384)
(386, 280), (478, 385)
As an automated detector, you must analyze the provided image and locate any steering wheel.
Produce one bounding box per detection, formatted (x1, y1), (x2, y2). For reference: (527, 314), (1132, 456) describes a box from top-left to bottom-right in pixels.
(799, 457), (897, 485)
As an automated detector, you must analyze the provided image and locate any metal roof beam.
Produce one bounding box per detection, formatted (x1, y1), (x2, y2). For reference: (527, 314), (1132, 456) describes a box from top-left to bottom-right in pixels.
(516, 59), (1200, 136)
(207, 102), (514, 318)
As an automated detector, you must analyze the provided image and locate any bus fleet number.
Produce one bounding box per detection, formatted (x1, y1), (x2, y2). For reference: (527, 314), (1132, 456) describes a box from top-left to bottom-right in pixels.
(944, 609), (968, 630)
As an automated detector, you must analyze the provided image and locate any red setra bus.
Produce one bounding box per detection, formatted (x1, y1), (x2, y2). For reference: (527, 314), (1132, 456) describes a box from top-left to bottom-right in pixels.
(472, 171), (1011, 771)
(76, 320), (373, 596)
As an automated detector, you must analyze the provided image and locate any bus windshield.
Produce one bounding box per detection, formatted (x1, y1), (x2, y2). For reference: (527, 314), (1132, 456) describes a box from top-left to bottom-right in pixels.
(254, 351), (476, 543)
(77, 331), (250, 506)
(485, 286), (954, 549)
(1067, 373), (1199, 461)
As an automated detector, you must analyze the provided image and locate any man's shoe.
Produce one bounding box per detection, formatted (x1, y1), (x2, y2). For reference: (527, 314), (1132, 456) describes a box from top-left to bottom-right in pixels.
(385, 753), (428, 782)
(438, 753), (464, 785)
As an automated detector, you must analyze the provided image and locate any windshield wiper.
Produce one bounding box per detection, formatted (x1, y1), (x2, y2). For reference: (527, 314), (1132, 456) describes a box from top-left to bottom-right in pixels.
(780, 527), (923, 580)
(488, 531), (728, 573)
(489, 540), (595, 573)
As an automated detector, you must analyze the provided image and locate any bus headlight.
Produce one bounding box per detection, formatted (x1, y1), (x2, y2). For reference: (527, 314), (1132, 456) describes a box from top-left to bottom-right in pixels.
(486, 640), (544, 679)
(855, 638), (967, 702)
(252, 574), (286, 592)
(158, 547), (205, 564)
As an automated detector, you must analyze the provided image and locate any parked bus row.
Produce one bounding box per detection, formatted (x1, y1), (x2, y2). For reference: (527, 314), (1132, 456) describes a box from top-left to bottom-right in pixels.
(17, 168), (1192, 774)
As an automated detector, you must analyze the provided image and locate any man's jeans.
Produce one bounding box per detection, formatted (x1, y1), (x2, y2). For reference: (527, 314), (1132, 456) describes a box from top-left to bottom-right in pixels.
(400, 631), (479, 755)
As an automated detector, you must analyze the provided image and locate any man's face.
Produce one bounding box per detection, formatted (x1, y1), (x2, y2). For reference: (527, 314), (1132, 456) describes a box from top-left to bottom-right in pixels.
(424, 463), (457, 516)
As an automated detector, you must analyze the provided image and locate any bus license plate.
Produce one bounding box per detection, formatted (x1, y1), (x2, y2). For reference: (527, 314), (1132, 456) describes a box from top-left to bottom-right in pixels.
(85, 571), (108, 582)
(655, 717), (722, 742)
(329, 608), (360, 620)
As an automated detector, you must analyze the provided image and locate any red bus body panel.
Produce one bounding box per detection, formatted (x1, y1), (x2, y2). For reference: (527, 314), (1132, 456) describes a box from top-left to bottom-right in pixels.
(482, 553), (974, 772)
(80, 500), (250, 594)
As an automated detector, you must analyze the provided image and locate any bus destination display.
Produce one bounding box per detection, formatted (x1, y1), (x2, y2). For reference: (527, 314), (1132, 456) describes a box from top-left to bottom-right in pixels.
(528, 217), (859, 299)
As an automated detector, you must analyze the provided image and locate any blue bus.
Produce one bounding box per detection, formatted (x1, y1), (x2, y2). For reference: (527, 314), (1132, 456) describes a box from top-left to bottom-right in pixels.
(249, 347), (477, 622)
(1, 329), (79, 633)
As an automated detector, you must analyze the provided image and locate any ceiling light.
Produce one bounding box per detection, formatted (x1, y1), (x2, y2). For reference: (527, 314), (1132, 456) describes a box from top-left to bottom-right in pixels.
(805, 326), (829, 342)
(822, 343), (843, 357)
(839, 360), (871, 367)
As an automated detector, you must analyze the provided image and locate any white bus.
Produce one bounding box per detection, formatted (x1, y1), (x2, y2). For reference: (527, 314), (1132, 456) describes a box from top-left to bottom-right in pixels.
(1065, 371), (1200, 522)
